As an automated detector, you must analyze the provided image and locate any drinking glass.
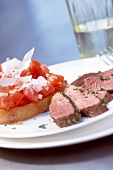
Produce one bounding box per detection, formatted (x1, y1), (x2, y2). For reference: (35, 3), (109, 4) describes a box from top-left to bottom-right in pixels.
(66, 0), (113, 58)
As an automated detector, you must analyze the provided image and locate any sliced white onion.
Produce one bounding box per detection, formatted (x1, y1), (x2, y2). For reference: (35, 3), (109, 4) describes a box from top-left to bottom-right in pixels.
(33, 76), (47, 86)
(16, 47), (35, 73)
(0, 76), (32, 87)
(38, 94), (43, 99)
(1, 47), (35, 77)
(2, 58), (21, 75)
(32, 76), (47, 92)
(17, 76), (48, 92)
(17, 83), (27, 92)
(33, 84), (43, 92)
(0, 78), (18, 86)
(21, 47), (34, 69)
(18, 76), (32, 83)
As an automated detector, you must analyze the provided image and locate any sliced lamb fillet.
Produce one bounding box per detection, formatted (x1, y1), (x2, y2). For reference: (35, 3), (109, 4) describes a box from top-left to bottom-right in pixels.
(100, 68), (113, 77)
(71, 72), (97, 87)
(71, 68), (113, 87)
(49, 92), (81, 128)
(64, 85), (113, 117)
(84, 75), (113, 93)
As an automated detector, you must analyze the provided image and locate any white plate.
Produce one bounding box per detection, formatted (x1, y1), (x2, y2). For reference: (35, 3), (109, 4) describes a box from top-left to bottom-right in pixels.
(0, 108), (113, 149)
(0, 57), (113, 139)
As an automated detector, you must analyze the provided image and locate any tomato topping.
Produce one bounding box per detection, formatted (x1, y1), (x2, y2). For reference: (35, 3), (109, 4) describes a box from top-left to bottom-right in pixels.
(11, 92), (24, 105)
(39, 65), (49, 78)
(0, 88), (9, 93)
(18, 96), (30, 107)
(20, 60), (41, 79)
(23, 87), (38, 102)
(30, 60), (41, 72)
(47, 73), (64, 85)
(20, 60), (50, 79)
(47, 73), (65, 91)
(0, 96), (15, 109)
(0, 64), (2, 72)
(39, 83), (55, 97)
(56, 74), (64, 83)
(20, 68), (31, 77)
(29, 60), (41, 79)
(0, 57), (66, 109)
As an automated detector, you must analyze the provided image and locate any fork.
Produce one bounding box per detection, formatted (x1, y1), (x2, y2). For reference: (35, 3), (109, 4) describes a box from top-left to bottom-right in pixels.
(97, 47), (113, 65)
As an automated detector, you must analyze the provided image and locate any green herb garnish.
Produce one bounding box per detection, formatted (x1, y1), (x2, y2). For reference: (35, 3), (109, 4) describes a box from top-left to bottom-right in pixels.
(99, 76), (110, 80)
(101, 100), (107, 106)
(38, 124), (47, 129)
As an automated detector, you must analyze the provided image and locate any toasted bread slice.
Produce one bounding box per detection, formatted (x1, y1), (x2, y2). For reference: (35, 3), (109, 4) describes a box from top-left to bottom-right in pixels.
(0, 95), (52, 124)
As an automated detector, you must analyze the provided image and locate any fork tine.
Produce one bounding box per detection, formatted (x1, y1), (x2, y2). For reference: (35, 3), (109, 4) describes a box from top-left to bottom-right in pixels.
(108, 46), (113, 53)
(97, 47), (113, 65)
(104, 49), (113, 61)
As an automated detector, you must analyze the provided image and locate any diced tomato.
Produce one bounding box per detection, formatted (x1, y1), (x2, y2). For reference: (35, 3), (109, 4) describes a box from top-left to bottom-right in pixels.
(10, 92), (24, 106)
(53, 84), (65, 91)
(47, 73), (65, 91)
(56, 74), (64, 83)
(23, 87), (38, 102)
(0, 64), (2, 72)
(17, 96), (31, 107)
(47, 74), (64, 85)
(0, 96), (15, 109)
(20, 60), (50, 79)
(0, 88), (9, 93)
(0, 85), (15, 93)
(29, 60), (41, 79)
(30, 60), (41, 72)
(39, 83), (55, 97)
(20, 67), (31, 77)
(39, 65), (49, 78)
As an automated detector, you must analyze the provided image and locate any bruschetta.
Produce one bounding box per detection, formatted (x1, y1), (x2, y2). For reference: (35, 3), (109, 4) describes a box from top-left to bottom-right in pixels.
(0, 48), (66, 124)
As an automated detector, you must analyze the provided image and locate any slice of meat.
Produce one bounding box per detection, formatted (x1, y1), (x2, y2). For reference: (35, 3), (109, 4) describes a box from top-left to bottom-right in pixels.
(64, 85), (113, 117)
(49, 92), (81, 128)
(84, 75), (113, 93)
(50, 84), (113, 128)
(71, 68), (113, 87)
(71, 72), (98, 87)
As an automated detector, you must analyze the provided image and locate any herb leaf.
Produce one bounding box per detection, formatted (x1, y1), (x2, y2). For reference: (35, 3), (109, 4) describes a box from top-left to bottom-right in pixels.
(38, 124), (47, 129)
(99, 76), (110, 80)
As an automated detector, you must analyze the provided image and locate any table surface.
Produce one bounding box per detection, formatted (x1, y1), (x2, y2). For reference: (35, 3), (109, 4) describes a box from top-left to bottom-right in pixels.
(0, 0), (113, 170)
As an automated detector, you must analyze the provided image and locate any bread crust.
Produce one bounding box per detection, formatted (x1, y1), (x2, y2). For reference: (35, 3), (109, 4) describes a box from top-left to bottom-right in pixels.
(0, 95), (52, 124)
